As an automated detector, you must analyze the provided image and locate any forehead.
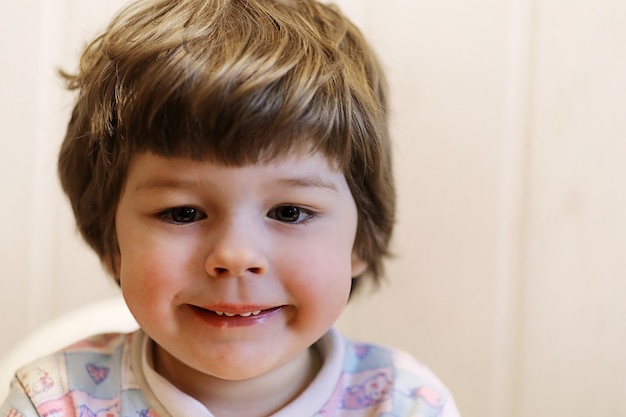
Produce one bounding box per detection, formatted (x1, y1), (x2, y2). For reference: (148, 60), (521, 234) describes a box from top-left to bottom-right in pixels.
(123, 149), (346, 191)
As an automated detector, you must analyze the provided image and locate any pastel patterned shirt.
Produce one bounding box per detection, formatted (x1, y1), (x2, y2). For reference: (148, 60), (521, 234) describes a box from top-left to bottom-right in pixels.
(1, 328), (461, 417)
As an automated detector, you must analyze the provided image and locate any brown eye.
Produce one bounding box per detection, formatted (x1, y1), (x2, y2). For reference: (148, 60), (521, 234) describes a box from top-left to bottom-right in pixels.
(267, 205), (317, 224)
(270, 206), (302, 223)
(161, 207), (205, 224)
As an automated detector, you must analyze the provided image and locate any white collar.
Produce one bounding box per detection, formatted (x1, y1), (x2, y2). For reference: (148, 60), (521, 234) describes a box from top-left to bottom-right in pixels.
(140, 328), (345, 417)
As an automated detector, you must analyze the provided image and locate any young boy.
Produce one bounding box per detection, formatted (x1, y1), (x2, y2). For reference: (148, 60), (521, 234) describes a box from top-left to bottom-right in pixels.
(1, 0), (460, 416)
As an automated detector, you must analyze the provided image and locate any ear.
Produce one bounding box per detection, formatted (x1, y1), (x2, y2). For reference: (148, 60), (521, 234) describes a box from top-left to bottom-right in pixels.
(351, 250), (368, 277)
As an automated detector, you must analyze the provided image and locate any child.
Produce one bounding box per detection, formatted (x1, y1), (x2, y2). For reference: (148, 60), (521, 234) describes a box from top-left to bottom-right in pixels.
(1, 0), (461, 416)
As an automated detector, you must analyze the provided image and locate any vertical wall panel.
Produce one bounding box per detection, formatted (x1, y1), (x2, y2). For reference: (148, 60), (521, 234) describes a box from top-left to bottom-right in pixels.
(490, 0), (533, 415)
(28, 0), (72, 332)
(0, 1), (42, 355)
(519, 0), (626, 415)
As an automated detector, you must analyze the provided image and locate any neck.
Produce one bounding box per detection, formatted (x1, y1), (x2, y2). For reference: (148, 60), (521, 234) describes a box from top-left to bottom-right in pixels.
(155, 345), (321, 417)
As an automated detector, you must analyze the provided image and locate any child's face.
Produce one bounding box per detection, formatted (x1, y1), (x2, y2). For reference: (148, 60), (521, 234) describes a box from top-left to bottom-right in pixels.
(115, 150), (366, 385)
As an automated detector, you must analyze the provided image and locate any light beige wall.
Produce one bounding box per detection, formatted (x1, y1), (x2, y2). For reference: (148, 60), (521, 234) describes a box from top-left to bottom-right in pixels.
(1, 1), (625, 416)
(0, 0), (124, 349)
(517, 0), (626, 415)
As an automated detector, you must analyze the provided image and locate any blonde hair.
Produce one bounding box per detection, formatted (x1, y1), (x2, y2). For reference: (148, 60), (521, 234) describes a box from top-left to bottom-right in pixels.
(58, 0), (395, 292)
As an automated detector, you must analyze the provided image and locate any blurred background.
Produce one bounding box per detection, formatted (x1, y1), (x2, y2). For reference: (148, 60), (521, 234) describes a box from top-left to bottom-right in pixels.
(1, 0), (625, 416)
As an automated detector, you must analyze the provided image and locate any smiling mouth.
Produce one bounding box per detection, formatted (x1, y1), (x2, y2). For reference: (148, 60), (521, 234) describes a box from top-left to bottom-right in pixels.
(196, 306), (283, 318)
(188, 305), (285, 328)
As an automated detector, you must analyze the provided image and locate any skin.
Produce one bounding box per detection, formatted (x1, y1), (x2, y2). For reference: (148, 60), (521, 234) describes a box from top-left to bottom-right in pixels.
(115, 150), (367, 416)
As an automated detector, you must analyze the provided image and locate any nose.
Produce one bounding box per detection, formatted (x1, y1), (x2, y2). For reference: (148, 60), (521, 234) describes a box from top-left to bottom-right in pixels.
(204, 219), (268, 278)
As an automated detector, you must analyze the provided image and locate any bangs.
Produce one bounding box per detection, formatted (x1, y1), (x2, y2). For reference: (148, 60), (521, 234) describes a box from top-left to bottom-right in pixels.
(117, 62), (352, 167)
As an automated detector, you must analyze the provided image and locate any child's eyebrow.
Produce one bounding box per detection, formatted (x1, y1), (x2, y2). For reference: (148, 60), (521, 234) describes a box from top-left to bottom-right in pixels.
(274, 176), (340, 193)
(133, 175), (340, 193)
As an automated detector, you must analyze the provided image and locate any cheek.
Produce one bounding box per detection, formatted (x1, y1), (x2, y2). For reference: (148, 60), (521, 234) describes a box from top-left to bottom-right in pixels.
(119, 252), (163, 309)
(118, 247), (190, 333)
(286, 244), (353, 307)
(117, 220), (197, 282)
(117, 234), (187, 308)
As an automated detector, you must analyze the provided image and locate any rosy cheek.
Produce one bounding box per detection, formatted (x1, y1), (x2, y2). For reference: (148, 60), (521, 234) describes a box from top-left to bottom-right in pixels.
(121, 255), (163, 297)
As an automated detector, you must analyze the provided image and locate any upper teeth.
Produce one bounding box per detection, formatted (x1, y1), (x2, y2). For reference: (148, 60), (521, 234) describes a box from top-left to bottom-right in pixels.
(215, 310), (262, 317)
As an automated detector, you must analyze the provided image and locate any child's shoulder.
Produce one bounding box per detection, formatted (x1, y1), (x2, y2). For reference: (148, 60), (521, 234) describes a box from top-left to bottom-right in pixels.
(5, 331), (152, 417)
(343, 337), (447, 388)
(330, 333), (459, 416)
(14, 331), (137, 390)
